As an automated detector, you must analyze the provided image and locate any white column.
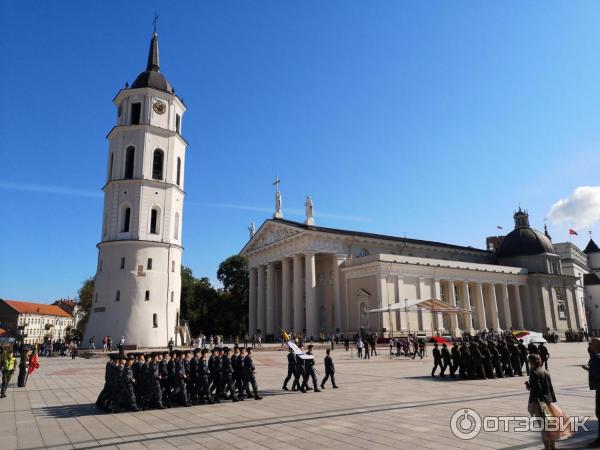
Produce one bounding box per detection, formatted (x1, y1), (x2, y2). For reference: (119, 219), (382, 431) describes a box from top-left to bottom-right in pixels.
(500, 283), (512, 330)
(376, 274), (390, 334)
(418, 277), (431, 331)
(448, 280), (460, 337)
(513, 285), (525, 329)
(433, 278), (444, 332)
(248, 267), (258, 335)
(488, 284), (501, 330)
(257, 265), (266, 335)
(397, 276), (407, 331)
(292, 254), (304, 333)
(266, 262), (276, 335)
(462, 282), (474, 332)
(331, 255), (343, 332)
(281, 257), (292, 332)
(304, 252), (318, 337)
(475, 282), (487, 330)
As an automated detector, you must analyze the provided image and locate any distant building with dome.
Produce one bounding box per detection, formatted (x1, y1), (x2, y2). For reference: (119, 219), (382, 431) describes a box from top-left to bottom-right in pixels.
(242, 207), (589, 339)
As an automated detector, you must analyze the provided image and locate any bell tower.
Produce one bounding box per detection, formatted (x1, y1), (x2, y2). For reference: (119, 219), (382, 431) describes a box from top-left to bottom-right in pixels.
(83, 31), (188, 348)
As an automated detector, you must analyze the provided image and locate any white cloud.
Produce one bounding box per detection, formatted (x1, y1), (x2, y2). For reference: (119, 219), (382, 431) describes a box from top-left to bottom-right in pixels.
(548, 186), (600, 229)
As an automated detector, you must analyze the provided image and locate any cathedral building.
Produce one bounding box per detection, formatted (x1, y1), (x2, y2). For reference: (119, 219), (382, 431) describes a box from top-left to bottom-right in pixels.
(241, 206), (587, 338)
(83, 31), (187, 348)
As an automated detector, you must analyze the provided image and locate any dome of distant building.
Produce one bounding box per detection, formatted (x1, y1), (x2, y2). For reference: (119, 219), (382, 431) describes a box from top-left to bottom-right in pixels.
(497, 209), (554, 258)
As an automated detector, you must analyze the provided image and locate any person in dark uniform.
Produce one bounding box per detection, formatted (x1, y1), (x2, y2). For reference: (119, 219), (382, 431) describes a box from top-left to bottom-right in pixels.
(480, 342), (494, 379)
(132, 353), (144, 405)
(17, 349), (30, 387)
(189, 348), (201, 405)
(292, 348), (306, 392)
(198, 349), (213, 404)
(96, 354), (116, 410)
(120, 355), (140, 412)
(243, 348), (262, 400)
(158, 352), (170, 407)
(498, 341), (513, 377)
(174, 351), (191, 407)
(469, 342), (485, 379)
(509, 341), (522, 376)
(282, 347), (295, 390)
(148, 353), (165, 408)
(431, 343), (443, 377)
(208, 348), (218, 397)
(518, 339), (530, 375)
(183, 350), (193, 403)
(458, 342), (470, 379)
(528, 342), (538, 355)
(450, 343), (460, 378)
(363, 340), (370, 359)
(302, 345), (321, 391)
(538, 343), (549, 370)
(234, 347), (245, 399)
(168, 337), (175, 352)
(109, 355), (126, 412)
(582, 338), (600, 448)
(213, 348), (224, 401)
(440, 343), (451, 377)
(320, 349), (338, 389)
(489, 341), (503, 378)
(221, 347), (239, 401)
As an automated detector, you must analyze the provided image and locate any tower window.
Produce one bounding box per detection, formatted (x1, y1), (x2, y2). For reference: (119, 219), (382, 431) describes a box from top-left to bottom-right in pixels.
(120, 257), (125, 269)
(176, 157), (181, 186)
(130, 103), (141, 125)
(125, 146), (135, 179)
(145, 290), (150, 301)
(170, 291), (174, 302)
(150, 209), (159, 234)
(147, 258), (153, 270)
(122, 207), (131, 232)
(115, 290), (120, 302)
(174, 213), (180, 240)
(175, 114), (181, 134)
(172, 261), (175, 272)
(153, 313), (158, 328)
(109, 153), (114, 179)
(152, 149), (164, 180)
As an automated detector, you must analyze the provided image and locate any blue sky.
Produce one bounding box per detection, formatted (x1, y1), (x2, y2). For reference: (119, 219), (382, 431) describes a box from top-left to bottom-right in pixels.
(2, 1), (600, 302)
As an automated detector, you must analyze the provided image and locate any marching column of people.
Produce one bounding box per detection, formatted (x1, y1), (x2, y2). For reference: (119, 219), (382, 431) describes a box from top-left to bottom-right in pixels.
(96, 347), (261, 413)
(430, 338), (550, 379)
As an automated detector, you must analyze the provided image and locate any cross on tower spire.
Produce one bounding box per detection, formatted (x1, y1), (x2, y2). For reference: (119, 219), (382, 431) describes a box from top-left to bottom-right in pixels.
(153, 12), (159, 35)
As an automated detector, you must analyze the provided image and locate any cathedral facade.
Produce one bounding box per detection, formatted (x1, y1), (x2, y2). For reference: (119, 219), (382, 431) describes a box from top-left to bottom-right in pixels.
(83, 32), (187, 348)
(241, 209), (587, 338)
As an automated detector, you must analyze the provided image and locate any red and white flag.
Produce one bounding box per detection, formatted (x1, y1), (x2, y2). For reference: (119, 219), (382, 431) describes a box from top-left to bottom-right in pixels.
(569, 229), (578, 236)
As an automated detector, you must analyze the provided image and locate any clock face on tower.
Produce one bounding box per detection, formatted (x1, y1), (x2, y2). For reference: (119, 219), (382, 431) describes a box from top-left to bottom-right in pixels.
(153, 100), (166, 115)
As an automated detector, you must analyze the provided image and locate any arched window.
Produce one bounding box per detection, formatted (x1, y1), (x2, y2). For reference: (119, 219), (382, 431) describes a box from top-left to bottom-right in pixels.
(124, 146), (135, 179)
(150, 208), (159, 234)
(152, 149), (164, 180)
(153, 313), (158, 328)
(176, 157), (181, 186)
(145, 290), (150, 301)
(121, 206), (131, 232)
(174, 212), (180, 239)
(360, 302), (369, 328)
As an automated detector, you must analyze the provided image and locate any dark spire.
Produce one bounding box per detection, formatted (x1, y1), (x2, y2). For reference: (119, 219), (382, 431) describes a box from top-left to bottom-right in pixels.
(146, 32), (160, 72)
(544, 223), (552, 241)
(584, 239), (600, 254)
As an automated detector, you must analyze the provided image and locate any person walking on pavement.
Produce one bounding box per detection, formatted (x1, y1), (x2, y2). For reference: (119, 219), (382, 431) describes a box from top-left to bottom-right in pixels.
(320, 349), (338, 389)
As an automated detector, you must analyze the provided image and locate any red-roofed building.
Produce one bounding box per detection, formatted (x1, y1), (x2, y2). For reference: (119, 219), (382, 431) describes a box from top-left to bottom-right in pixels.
(0, 299), (75, 344)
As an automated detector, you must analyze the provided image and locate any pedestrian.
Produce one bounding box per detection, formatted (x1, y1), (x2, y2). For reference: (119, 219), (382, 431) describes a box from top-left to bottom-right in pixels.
(282, 347), (295, 391)
(168, 337), (175, 352)
(363, 339), (370, 359)
(1, 350), (16, 398)
(518, 339), (529, 375)
(356, 338), (364, 358)
(525, 353), (572, 449)
(120, 355), (140, 412)
(450, 342), (460, 378)
(320, 349), (338, 389)
(301, 345), (320, 392)
(89, 336), (96, 350)
(539, 343), (549, 370)
(582, 338), (600, 448)
(440, 343), (451, 377)
(431, 343), (443, 377)
(102, 336), (107, 352)
(17, 349), (30, 387)
(243, 348), (262, 400)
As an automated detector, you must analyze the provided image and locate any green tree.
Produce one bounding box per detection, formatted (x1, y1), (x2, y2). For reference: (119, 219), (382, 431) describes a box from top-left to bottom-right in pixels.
(216, 255), (249, 336)
(77, 278), (94, 335)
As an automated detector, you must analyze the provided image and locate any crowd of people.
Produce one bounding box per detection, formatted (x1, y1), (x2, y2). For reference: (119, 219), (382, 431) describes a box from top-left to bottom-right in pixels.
(282, 345), (337, 392)
(430, 337), (550, 379)
(96, 346), (262, 413)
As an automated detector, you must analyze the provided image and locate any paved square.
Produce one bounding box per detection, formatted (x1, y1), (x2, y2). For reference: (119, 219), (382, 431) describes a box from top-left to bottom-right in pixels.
(0, 342), (596, 449)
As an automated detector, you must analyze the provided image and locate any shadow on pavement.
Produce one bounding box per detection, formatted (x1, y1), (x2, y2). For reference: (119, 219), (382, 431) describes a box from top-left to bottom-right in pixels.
(33, 403), (101, 418)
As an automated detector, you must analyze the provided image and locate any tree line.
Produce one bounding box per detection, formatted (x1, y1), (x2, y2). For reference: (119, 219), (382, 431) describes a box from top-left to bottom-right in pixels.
(77, 255), (250, 339)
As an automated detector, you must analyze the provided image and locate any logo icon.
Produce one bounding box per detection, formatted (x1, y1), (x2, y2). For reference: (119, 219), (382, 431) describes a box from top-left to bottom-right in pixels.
(450, 408), (482, 440)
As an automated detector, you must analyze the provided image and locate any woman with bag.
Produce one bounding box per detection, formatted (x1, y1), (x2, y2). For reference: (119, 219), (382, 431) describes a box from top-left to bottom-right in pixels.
(525, 353), (573, 449)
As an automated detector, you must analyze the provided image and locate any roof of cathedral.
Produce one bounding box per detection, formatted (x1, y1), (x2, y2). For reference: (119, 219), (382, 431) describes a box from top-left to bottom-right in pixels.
(1, 299), (73, 318)
(496, 227), (555, 258)
(269, 218), (491, 254)
(584, 273), (600, 286)
(584, 239), (600, 254)
(131, 32), (174, 94)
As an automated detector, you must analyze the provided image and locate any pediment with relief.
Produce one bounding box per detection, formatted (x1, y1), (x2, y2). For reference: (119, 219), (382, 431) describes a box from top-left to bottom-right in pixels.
(242, 221), (304, 254)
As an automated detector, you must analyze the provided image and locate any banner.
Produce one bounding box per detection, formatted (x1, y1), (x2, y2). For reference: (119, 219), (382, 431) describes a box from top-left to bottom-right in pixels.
(287, 340), (314, 360)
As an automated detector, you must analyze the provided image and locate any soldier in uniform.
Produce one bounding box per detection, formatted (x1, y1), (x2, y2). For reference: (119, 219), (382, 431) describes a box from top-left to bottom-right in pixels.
(538, 343), (550, 370)
(292, 347), (306, 392)
(131, 353), (144, 406)
(109, 355), (126, 412)
(198, 348), (213, 404)
(221, 347), (239, 401)
(96, 354), (116, 410)
(120, 355), (140, 412)
(213, 348), (224, 401)
(183, 350), (192, 402)
(518, 339), (529, 375)
(234, 347), (245, 399)
(243, 348), (262, 400)
(498, 341), (513, 377)
(480, 341), (494, 379)
(174, 351), (191, 407)
(469, 342), (485, 379)
(148, 353), (165, 408)
(189, 348), (201, 405)
(431, 343), (443, 377)
(450, 343), (460, 378)
(489, 341), (503, 378)
(282, 347), (295, 390)
(440, 343), (451, 377)
(140, 353), (152, 409)
(208, 348), (218, 397)
(509, 341), (522, 376)
(320, 349), (338, 388)
(158, 351), (170, 407)
(301, 345), (321, 391)
(458, 342), (470, 379)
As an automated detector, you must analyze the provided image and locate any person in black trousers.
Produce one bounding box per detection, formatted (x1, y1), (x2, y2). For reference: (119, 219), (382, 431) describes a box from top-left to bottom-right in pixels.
(282, 347), (295, 390)
(320, 349), (338, 389)
(440, 343), (451, 377)
(431, 343), (443, 377)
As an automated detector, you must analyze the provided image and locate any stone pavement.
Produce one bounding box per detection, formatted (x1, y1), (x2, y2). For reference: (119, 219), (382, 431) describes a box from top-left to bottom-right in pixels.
(0, 342), (597, 449)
